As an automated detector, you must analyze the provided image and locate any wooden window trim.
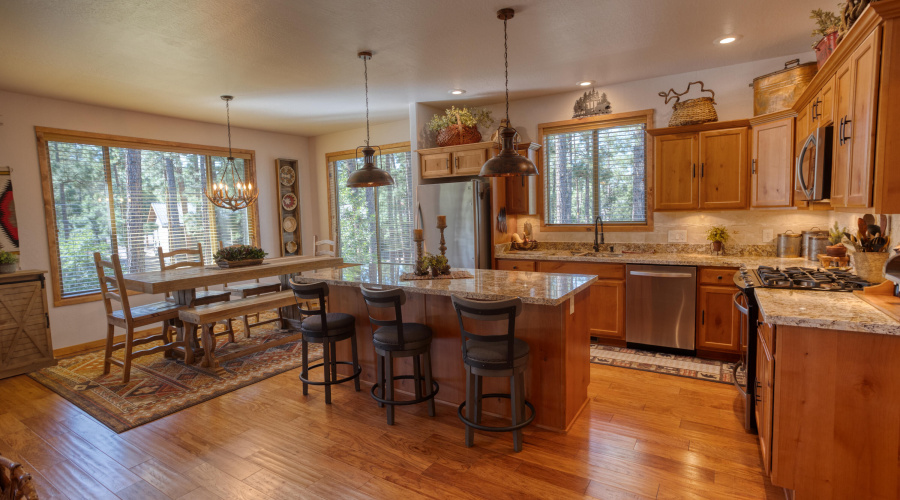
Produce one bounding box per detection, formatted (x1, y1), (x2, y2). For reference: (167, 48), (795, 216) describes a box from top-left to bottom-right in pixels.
(35, 126), (261, 307)
(324, 141), (411, 241)
(536, 110), (655, 232)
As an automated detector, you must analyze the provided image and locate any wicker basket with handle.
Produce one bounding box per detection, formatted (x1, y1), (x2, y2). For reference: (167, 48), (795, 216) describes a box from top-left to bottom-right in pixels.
(659, 81), (719, 127)
(436, 110), (482, 147)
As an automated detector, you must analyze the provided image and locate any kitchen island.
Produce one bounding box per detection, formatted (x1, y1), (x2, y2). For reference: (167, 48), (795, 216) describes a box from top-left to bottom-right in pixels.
(293, 264), (596, 431)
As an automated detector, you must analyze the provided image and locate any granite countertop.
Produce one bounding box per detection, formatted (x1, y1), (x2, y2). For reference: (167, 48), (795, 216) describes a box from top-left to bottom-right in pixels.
(294, 263), (596, 306)
(497, 248), (821, 269)
(755, 288), (900, 336)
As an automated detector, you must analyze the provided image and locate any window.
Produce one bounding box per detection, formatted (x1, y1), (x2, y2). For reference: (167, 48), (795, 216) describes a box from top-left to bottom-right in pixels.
(326, 143), (414, 266)
(36, 128), (259, 305)
(539, 111), (653, 229)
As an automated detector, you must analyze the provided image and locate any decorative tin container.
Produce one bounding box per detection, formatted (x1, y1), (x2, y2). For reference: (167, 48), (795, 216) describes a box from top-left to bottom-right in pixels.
(751, 59), (818, 116)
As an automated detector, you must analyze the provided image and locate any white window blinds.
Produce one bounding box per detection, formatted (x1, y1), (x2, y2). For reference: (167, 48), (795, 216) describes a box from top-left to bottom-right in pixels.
(44, 138), (257, 300)
(544, 121), (647, 225)
(328, 150), (415, 265)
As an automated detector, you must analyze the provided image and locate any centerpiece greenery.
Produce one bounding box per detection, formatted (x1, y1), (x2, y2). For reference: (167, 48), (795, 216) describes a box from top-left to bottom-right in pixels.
(706, 226), (729, 253)
(0, 250), (18, 274)
(428, 106), (494, 147)
(213, 245), (267, 268)
(827, 221), (848, 257)
(420, 253), (451, 277)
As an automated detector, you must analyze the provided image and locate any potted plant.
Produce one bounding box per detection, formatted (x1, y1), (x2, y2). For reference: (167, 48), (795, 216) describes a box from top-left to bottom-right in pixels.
(414, 255), (430, 276)
(428, 106), (493, 147)
(706, 226), (729, 254)
(827, 221), (848, 257)
(0, 251), (18, 274)
(811, 8), (841, 68)
(212, 245), (267, 268)
(423, 253), (451, 277)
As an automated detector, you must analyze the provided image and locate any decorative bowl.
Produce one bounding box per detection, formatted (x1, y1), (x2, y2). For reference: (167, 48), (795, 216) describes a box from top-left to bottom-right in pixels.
(216, 259), (264, 269)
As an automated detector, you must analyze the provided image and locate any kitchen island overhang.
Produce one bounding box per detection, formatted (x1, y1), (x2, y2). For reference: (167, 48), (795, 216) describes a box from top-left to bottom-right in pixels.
(292, 264), (597, 431)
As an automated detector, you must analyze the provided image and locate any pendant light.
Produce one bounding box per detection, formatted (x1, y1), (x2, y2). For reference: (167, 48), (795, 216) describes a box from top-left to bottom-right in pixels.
(346, 51), (395, 188)
(204, 95), (258, 210)
(479, 8), (538, 178)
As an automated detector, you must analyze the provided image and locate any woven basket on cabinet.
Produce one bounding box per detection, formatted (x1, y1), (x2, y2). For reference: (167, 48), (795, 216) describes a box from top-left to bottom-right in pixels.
(435, 112), (482, 147)
(659, 81), (719, 127)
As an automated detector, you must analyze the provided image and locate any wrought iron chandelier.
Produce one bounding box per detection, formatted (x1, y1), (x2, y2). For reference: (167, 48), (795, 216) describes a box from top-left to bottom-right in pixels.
(479, 8), (538, 177)
(205, 95), (258, 211)
(346, 51), (395, 188)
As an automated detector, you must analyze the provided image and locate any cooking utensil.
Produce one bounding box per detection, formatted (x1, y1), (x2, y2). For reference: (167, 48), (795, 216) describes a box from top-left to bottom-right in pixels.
(868, 224), (882, 237)
(776, 231), (802, 257)
(842, 236), (859, 254)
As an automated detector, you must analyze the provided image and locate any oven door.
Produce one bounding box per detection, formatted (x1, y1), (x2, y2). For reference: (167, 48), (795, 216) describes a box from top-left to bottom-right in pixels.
(732, 288), (757, 433)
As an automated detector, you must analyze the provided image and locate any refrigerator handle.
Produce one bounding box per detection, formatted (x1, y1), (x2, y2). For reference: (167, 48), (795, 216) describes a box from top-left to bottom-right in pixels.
(473, 180), (481, 268)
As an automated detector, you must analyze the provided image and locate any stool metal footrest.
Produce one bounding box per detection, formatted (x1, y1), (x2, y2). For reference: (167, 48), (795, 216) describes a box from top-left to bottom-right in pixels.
(457, 393), (535, 432)
(371, 375), (439, 406)
(299, 360), (362, 386)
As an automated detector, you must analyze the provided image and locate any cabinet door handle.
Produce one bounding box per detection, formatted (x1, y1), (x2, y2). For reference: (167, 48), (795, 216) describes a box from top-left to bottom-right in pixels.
(756, 392), (762, 402)
(701, 163), (705, 177)
(751, 159), (756, 174)
(454, 157), (459, 170)
(717, 275), (723, 280)
(701, 310), (705, 325)
(842, 117), (852, 143)
(692, 163), (696, 178)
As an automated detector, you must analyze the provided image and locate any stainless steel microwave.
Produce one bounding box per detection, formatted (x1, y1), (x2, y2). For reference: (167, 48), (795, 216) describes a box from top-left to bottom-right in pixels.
(795, 125), (833, 201)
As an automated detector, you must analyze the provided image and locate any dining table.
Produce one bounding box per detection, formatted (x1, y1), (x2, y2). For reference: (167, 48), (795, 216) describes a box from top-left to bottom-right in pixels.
(121, 255), (344, 371)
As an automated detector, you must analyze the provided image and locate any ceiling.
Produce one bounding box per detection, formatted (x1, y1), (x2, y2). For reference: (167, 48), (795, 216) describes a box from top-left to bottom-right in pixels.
(0, 0), (824, 136)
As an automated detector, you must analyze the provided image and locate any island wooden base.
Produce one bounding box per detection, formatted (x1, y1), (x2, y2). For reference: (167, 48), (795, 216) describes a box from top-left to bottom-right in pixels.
(327, 285), (591, 432)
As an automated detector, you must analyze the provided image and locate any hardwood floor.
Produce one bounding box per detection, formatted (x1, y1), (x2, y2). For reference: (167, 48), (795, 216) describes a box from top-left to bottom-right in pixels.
(0, 363), (784, 499)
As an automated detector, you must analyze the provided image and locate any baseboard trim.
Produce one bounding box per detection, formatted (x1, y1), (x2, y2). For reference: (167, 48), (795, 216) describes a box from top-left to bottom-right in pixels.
(53, 326), (161, 358)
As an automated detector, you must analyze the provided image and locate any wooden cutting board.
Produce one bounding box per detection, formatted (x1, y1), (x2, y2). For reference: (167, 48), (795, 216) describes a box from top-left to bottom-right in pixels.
(854, 280), (900, 322)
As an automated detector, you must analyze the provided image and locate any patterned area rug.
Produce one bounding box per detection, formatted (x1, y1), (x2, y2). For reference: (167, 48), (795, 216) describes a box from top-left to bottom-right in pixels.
(29, 314), (322, 433)
(590, 344), (745, 385)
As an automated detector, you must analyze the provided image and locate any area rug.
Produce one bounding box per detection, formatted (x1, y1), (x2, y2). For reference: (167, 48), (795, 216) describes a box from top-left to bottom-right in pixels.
(29, 315), (322, 433)
(590, 344), (745, 385)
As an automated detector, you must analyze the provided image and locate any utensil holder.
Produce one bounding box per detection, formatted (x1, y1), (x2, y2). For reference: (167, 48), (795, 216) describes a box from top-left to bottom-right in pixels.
(851, 252), (889, 284)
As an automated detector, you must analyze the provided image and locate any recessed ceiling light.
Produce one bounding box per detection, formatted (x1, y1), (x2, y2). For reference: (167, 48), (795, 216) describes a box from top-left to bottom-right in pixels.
(716, 35), (741, 44)
(449, 89), (466, 95)
(577, 80), (594, 87)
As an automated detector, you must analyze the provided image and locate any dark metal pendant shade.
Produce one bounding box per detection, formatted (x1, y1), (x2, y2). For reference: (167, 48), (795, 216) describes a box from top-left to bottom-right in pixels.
(346, 146), (394, 187)
(347, 51), (395, 188)
(479, 126), (537, 177)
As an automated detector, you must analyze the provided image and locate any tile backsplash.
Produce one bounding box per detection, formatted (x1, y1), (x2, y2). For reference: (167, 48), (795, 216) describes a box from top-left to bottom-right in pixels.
(513, 210), (834, 246)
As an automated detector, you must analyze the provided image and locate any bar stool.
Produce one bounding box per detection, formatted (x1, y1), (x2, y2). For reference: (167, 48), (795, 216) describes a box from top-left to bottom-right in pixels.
(289, 281), (361, 404)
(360, 286), (438, 425)
(451, 295), (535, 452)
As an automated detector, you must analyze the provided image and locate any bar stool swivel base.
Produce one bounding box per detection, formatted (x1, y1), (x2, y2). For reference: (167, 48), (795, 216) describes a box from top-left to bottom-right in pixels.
(371, 375), (439, 407)
(457, 393), (535, 449)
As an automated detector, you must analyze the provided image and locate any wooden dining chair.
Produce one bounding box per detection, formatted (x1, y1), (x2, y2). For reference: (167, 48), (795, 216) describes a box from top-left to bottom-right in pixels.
(314, 235), (336, 257)
(0, 454), (38, 500)
(94, 252), (185, 383)
(218, 242), (284, 336)
(158, 243), (235, 343)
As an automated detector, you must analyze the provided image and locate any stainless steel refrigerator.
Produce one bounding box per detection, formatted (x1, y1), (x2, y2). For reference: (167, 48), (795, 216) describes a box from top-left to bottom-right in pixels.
(417, 180), (491, 270)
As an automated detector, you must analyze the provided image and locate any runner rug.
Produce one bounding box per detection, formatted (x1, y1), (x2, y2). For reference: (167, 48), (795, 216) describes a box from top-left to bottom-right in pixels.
(29, 314), (322, 433)
(590, 344), (745, 385)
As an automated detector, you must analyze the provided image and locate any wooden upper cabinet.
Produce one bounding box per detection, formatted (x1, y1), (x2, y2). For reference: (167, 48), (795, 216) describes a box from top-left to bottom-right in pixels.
(654, 133), (698, 210)
(832, 59), (853, 207)
(751, 117), (794, 207)
(503, 143), (541, 215)
(846, 28), (881, 208)
(698, 128), (747, 209)
(421, 152), (451, 178)
(454, 148), (486, 175)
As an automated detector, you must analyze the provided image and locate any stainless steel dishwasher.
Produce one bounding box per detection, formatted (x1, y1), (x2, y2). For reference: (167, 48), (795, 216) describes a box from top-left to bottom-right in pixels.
(625, 264), (697, 352)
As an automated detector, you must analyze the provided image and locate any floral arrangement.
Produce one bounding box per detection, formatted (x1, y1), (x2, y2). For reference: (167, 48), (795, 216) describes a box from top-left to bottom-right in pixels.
(0, 251), (18, 265)
(706, 226), (730, 243)
(213, 245), (267, 262)
(421, 253), (451, 276)
(829, 221), (848, 245)
(810, 8), (841, 47)
(428, 106), (493, 132)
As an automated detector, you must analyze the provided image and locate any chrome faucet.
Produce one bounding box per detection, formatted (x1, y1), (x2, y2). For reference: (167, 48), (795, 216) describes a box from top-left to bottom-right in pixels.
(593, 215), (605, 252)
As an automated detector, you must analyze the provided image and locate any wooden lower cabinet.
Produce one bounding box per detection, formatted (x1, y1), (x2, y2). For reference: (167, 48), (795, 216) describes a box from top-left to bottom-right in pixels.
(495, 259), (536, 272)
(756, 319), (775, 475)
(588, 280), (625, 340)
(697, 285), (741, 353)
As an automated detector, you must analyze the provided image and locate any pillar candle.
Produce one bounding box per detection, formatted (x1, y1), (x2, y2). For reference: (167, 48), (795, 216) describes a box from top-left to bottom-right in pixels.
(413, 229), (424, 241)
(437, 215), (447, 227)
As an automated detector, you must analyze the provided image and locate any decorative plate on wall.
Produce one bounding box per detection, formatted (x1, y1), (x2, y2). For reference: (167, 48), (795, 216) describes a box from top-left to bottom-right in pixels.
(285, 240), (298, 254)
(279, 165), (296, 186)
(282, 216), (297, 232)
(281, 192), (298, 211)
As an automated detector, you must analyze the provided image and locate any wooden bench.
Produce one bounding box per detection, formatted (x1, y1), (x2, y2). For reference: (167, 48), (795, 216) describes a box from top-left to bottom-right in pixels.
(179, 290), (301, 374)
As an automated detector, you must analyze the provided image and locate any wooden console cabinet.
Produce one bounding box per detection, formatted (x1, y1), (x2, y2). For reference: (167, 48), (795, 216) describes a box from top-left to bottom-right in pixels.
(0, 270), (56, 379)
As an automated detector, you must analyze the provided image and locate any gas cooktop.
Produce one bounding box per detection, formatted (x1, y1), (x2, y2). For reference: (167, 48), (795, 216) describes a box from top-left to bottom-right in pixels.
(737, 266), (871, 292)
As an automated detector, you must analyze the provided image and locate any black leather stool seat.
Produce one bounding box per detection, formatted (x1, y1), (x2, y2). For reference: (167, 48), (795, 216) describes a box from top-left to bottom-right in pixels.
(465, 338), (529, 366)
(374, 323), (433, 350)
(301, 313), (355, 333)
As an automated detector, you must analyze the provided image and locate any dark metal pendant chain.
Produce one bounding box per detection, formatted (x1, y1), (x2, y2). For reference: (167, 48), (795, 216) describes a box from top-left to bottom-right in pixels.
(504, 17), (509, 124)
(225, 98), (233, 158)
(364, 56), (370, 146)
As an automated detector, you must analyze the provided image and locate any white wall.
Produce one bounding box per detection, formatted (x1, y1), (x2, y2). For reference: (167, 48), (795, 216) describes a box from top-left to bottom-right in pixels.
(308, 118), (411, 238)
(0, 89), (312, 349)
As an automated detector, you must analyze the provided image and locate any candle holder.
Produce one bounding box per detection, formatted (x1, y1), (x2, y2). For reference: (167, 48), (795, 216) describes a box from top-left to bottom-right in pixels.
(412, 229), (426, 275)
(437, 218), (448, 257)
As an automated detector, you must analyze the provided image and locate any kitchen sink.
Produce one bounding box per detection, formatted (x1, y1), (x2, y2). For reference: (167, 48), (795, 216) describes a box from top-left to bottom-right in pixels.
(572, 252), (623, 257)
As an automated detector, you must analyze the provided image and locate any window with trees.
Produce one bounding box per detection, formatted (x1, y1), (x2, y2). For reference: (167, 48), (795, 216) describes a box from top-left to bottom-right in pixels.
(36, 128), (259, 305)
(539, 111), (652, 229)
(326, 143), (414, 266)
